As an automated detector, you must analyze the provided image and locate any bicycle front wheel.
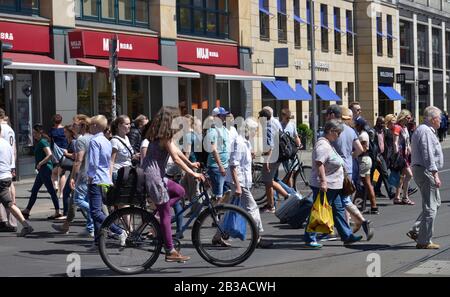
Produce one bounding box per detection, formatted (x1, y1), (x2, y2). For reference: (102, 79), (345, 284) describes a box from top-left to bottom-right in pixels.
(98, 207), (163, 275)
(192, 204), (258, 267)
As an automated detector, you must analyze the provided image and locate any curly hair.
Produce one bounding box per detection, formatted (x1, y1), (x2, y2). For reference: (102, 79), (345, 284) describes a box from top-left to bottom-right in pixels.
(146, 106), (181, 142)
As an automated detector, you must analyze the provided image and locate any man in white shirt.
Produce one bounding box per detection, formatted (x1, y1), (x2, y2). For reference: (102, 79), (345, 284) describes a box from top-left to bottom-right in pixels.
(0, 123), (33, 236)
(0, 108), (18, 232)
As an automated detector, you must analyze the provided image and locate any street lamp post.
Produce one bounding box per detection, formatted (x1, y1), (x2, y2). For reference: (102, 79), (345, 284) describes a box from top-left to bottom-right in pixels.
(308, 0), (318, 144)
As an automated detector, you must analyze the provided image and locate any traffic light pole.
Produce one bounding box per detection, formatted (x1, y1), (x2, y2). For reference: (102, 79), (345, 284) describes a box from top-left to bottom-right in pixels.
(308, 0), (318, 145)
(1, 40), (14, 90)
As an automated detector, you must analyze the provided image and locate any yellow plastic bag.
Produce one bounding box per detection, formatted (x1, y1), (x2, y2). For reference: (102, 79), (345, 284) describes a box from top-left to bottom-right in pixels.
(373, 169), (380, 183)
(306, 192), (335, 234)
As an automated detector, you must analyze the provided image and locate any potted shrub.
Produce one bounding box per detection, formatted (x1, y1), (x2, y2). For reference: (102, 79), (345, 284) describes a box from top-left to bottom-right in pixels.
(297, 123), (313, 150)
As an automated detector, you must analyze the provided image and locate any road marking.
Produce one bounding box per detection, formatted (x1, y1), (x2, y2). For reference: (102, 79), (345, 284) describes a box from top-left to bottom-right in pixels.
(405, 260), (450, 276)
(440, 169), (450, 174)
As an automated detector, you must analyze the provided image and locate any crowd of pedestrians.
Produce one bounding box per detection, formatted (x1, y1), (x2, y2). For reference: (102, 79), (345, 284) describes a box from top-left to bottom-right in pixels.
(0, 100), (447, 263)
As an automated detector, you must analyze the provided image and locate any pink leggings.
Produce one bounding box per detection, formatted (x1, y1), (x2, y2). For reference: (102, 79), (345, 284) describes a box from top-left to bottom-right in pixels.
(155, 179), (185, 251)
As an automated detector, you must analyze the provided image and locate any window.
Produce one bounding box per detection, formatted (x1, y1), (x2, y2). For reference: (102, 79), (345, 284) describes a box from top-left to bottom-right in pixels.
(320, 4), (328, 52)
(376, 13), (383, 56)
(335, 82), (342, 105)
(348, 82), (354, 102)
(259, 0), (270, 40)
(432, 28), (442, 69)
(346, 10), (354, 55)
(77, 73), (94, 116)
(334, 7), (341, 54)
(294, 0), (301, 48)
(446, 32), (450, 69)
(387, 14), (393, 57)
(417, 24), (428, 67)
(177, 0), (230, 38)
(0, 0), (39, 15)
(76, 0), (149, 27)
(126, 76), (145, 119)
(400, 21), (412, 65)
(278, 0), (287, 43)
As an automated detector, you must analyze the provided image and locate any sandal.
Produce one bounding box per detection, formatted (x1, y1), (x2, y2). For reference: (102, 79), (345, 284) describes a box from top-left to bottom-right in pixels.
(47, 213), (63, 220)
(401, 198), (415, 205)
(393, 199), (403, 205)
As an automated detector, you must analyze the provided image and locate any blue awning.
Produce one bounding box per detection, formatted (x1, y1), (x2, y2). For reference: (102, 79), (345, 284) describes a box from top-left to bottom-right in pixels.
(295, 83), (312, 101)
(379, 85), (404, 101)
(294, 15), (307, 24)
(262, 81), (304, 100)
(314, 84), (341, 101)
(262, 81), (284, 99)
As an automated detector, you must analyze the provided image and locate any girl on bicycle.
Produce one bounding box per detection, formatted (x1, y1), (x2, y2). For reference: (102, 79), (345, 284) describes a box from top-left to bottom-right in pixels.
(142, 106), (204, 263)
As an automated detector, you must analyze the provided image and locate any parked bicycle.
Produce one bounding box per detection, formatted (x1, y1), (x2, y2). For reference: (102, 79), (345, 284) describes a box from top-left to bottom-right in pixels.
(251, 149), (312, 207)
(98, 171), (259, 275)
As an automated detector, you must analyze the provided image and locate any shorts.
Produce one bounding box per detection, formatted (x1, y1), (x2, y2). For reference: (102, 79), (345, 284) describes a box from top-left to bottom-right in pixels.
(262, 162), (281, 184)
(207, 167), (226, 198)
(359, 156), (372, 177)
(0, 179), (13, 208)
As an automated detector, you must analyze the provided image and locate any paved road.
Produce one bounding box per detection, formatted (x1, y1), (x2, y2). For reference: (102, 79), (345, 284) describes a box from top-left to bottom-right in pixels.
(1, 148), (450, 277)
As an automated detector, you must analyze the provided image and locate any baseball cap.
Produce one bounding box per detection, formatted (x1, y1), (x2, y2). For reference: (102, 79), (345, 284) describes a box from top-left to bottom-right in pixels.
(355, 117), (368, 128)
(212, 107), (230, 117)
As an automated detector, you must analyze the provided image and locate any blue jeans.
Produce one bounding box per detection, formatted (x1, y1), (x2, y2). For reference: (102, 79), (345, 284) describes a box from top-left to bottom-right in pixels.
(73, 179), (94, 233)
(62, 174), (72, 216)
(208, 167), (226, 198)
(88, 184), (122, 241)
(304, 187), (354, 243)
(26, 166), (60, 211)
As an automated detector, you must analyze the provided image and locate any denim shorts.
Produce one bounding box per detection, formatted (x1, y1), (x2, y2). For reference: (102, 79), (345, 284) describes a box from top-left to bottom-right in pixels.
(207, 167), (226, 198)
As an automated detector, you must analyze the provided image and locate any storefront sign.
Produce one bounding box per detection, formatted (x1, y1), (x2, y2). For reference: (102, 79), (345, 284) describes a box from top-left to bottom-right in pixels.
(308, 61), (330, 71)
(68, 30), (159, 61)
(0, 21), (50, 54)
(378, 67), (395, 84)
(177, 41), (238, 67)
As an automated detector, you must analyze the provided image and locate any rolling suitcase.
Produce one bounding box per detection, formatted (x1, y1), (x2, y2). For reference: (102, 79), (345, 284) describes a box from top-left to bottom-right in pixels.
(275, 192), (313, 228)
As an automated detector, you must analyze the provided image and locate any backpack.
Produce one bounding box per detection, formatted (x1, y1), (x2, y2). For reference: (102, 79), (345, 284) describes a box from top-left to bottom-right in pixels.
(277, 130), (298, 162)
(105, 166), (147, 206)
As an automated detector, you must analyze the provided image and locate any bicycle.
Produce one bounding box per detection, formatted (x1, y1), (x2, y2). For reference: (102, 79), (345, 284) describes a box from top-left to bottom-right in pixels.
(251, 149), (312, 207)
(98, 171), (259, 275)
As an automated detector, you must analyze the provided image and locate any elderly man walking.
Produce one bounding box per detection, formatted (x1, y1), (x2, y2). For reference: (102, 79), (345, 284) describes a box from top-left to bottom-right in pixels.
(408, 106), (444, 249)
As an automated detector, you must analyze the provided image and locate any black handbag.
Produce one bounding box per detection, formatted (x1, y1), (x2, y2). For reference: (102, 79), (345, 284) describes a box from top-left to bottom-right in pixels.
(59, 156), (74, 171)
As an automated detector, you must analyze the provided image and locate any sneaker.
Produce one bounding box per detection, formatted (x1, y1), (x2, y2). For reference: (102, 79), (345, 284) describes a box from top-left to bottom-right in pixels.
(256, 238), (274, 249)
(304, 241), (323, 249)
(344, 235), (363, 245)
(0, 223), (17, 233)
(51, 223), (69, 234)
(406, 231), (418, 242)
(370, 208), (380, 215)
(212, 235), (232, 247)
(362, 221), (374, 241)
(79, 229), (94, 238)
(118, 231), (128, 247)
(416, 243), (440, 249)
(18, 226), (34, 237)
(262, 206), (276, 214)
(165, 250), (191, 263)
(408, 187), (418, 196)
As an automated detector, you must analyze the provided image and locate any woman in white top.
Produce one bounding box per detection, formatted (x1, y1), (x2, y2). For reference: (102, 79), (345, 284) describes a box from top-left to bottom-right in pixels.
(110, 115), (140, 182)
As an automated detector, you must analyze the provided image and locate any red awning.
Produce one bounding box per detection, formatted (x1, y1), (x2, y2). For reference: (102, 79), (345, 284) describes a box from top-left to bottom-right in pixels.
(78, 58), (199, 78)
(179, 64), (275, 81)
(4, 52), (96, 73)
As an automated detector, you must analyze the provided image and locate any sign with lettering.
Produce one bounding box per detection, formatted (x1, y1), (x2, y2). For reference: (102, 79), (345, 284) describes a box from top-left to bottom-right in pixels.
(68, 30), (159, 61)
(378, 67), (395, 84)
(0, 21), (50, 54)
(177, 40), (238, 66)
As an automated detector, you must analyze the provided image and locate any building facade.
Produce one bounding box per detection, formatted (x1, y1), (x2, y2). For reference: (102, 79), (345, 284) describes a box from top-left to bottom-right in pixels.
(398, 0), (450, 122)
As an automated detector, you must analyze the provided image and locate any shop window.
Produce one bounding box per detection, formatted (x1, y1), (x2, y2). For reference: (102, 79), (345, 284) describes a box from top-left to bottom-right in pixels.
(0, 88), (5, 111)
(75, 0), (150, 27)
(417, 24), (428, 67)
(126, 76), (145, 119)
(216, 80), (230, 111)
(400, 21), (412, 65)
(77, 73), (94, 116)
(348, 82), (354, 102)
(334, 7), (341, 54)
(293, 0), (301, 48)
(320, 4), (329, 53)
(346, 10), (354, 56)
(97, 72), (122, 120)
(0, 0), (39, 15)
(376, 13), (383, 57)
(432, 28), (442, 69)
(335, 82), (342, 105)
(259, 0), (270, 40)
(387, 15), (393, 58)
(278, 0), (287, 43)
(446, 32), (450, 69)
(177, 0), (230, 39)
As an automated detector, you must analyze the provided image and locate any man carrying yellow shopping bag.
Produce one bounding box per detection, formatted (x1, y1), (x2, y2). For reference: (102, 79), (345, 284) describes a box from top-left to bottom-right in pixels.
(304, 119), (363, 249)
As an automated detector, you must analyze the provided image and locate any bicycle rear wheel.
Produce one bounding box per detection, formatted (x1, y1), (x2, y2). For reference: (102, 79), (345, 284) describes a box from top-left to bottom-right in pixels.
(251, 165), (267, 204)
(294, 165), (312, 196)
(192, 204), (258, 267)
(98, 207), (162, 275)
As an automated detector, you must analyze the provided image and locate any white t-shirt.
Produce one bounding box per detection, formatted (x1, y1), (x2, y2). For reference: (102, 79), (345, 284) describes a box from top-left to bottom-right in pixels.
(0, 123), (15, 169)
(310, 137), (345, 189)
(281, 121), (298, 138)
(110, 135), (133, 173)
(0, 138), (13, 180)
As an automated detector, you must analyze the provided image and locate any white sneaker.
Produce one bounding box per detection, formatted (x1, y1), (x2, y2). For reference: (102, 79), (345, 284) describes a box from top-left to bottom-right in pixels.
(79, 229), (94, 238)
(119, 231), (127, 247)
